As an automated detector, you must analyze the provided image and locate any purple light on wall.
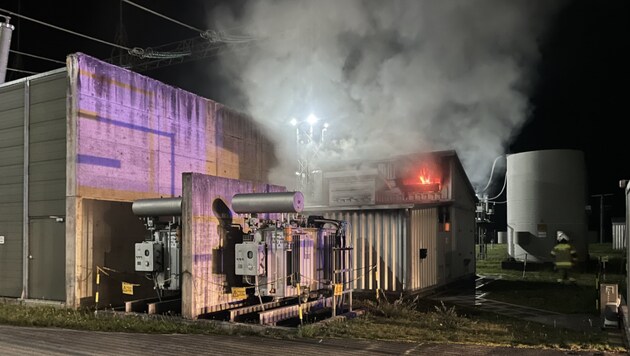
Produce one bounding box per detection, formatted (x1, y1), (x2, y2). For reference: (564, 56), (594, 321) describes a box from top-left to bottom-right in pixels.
(73, 54), (212, 198)
(77, 154), (121, 168)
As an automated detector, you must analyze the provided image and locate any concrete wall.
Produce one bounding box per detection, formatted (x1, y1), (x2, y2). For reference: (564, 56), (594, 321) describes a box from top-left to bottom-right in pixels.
(64, 53), (277, 307)
(68, 53), (275, 202)
(181, 173), (284, 319)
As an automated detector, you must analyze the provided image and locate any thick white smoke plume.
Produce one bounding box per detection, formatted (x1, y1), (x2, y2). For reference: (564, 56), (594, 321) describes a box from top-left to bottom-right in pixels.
(210, 0), (563, 190)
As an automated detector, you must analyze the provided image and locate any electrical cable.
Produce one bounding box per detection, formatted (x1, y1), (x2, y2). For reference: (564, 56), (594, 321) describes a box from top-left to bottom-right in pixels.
(478, 155), (505, 194)
(0, 7), (130, 50)
(7, 67), (37, 74)
(128, 47), (190, 59)
(122, 0), (203, 33)
(9, 50), (65, 64)
(487, 172), (507, 200)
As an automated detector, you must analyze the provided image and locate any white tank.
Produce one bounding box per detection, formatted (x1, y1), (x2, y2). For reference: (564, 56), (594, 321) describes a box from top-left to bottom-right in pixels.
(507, 149), (588, 262)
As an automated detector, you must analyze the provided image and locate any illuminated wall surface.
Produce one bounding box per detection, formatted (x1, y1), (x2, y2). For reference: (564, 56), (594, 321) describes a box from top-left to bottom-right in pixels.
(181, 173), (284, 318)
(70, 53), (273, 201)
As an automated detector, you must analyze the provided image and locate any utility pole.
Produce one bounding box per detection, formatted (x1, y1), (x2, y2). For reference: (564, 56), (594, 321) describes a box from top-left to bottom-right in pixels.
(591, 193), (613, 243)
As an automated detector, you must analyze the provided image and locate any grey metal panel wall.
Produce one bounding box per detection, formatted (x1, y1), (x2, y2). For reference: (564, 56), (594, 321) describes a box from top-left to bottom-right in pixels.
(612, 222), (625, 250)
(27, 72), (66, 301)
(451, 206), (476, 278)
(0, 70), (67, 299)
(0, 81), (24, 297)
(409, 208), (438, 290)
(29, 72), (66, 215)
(324, 210), (408, 292)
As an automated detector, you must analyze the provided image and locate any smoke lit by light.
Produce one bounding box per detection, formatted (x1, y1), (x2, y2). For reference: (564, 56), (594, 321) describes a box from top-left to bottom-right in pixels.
(307, 113), (318, 125)
(211, 0), (564, 189)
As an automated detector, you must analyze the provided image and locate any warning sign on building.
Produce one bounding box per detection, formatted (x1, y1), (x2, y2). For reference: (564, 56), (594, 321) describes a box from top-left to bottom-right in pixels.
(231, 287), (247, 299)
(122, 282), (135, 295)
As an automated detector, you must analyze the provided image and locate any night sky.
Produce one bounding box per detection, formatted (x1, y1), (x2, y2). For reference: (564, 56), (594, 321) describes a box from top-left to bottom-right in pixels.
(3, 0), (629, 235)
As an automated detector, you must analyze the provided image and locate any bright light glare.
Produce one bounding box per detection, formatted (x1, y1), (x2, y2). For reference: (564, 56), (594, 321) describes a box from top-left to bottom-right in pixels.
(307, 113), (318, 125)
(323, 122), (329, 128)
(289, 118), (298, 126)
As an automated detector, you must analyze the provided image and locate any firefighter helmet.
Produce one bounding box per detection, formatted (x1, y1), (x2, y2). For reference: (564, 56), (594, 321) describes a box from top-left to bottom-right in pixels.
(557, 230), (569, 243)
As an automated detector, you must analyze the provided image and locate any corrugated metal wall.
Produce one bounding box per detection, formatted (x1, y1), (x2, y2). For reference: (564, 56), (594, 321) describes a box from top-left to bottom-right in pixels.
(325, 210), (408, 292)
(27, 71), (67, 301)
(0, 77), (25, 297)
(0, 69), (67, 299)
(409, 208), (438, 290)
(612, 221), (625, 250)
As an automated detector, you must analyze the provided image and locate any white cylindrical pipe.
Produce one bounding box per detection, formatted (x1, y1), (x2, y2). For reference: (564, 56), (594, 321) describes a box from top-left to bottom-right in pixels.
(232, 192), (304, 213)
(0, 17), (15, 84)
(132, 197), (182, 216)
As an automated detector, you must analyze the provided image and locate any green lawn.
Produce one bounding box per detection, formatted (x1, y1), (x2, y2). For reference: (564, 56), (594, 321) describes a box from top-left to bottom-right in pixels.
(0, 242), (626, 353)
(476, 243), (627, 314)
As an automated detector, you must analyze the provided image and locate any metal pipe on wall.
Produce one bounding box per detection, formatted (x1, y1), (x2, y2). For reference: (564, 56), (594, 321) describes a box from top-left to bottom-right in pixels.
(21, 78), (30, 299)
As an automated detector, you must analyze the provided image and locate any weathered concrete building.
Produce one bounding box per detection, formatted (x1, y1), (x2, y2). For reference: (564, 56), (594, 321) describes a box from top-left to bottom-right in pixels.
(0, 53), (477, 315)
(0, 53), (275, 307)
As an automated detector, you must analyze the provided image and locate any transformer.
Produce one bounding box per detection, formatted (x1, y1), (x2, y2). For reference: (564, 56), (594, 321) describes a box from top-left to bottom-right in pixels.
(132, 198), (182, 292)
(130, 191), (352, 321)
(233, 192), (352, 305)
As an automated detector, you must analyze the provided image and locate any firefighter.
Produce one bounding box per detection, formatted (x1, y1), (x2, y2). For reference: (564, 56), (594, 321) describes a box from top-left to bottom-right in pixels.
(550, 230), (578, 283)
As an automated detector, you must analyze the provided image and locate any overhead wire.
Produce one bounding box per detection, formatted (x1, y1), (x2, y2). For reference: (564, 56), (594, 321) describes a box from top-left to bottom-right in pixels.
(7, 67), (37, 74)
(9, 49), (65, 65)
(0, 7), (130, 51)
(120, 0), (256, 43)
(1, 4), (255, 72)
(122, 0), (203, 32)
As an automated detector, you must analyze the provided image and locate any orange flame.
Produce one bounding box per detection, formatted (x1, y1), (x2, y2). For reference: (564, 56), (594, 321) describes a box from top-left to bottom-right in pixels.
(417, 167), (439, 185)
(401, 165), (441, 189)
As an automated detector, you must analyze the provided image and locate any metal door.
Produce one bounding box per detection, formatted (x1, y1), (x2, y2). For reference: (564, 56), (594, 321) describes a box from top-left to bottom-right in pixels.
(28, 218), (65, 300)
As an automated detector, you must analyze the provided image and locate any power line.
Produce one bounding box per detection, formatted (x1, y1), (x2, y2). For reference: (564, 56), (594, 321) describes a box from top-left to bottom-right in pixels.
(9, 50), (65, 65)
(0, 7), (130, 51)
(7, 67), (37, 74)
(122, 0), (203, 33)
(107, 32), (258, 72)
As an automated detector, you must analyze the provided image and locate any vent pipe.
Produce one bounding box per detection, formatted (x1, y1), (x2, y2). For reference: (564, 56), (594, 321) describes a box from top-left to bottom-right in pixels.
(0, 15), (15, 84)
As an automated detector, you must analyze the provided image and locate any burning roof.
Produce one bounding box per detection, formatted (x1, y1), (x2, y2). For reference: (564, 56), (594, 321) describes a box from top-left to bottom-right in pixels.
(309, 150), (476, 208)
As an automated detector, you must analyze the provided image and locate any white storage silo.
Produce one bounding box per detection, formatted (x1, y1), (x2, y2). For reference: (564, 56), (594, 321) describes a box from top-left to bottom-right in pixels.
(507, 149), (588, 263)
